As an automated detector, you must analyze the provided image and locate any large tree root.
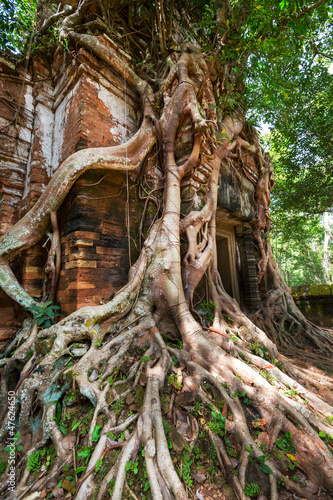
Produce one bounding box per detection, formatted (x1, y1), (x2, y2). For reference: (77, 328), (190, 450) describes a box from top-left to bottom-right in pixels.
(250, 241), (333, 372)
(1, 300), (332, 499)
(1, 28), (333, 500)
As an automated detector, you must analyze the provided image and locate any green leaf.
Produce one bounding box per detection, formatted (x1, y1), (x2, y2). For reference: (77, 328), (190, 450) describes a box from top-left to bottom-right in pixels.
(244, 483), (260, 497)
(55, 401), (61, 423)
(78, 447), (92, 458)
(211, 410), (226, 430)
(163, 420), (170, 435)
(26, 305), (40, 312)
(58, 423), (68, 435)
(92, 425), (102, 442)
(78, 446), (92, 464)
(74, 466), (86, 474)
(275, 438), (286, 451)
(71, 420), (81, 431)
(141, 355), (151, 362)
(285, 432), (291, 445)
(259, 463), (273, 475)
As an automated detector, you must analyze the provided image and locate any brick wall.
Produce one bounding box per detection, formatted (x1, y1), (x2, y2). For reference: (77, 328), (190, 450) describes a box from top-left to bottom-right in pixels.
(57, 170), (139, 315)
(0, 38), (260, 348)
(0, 59), (34, 345)
(0, 39), (140, 345)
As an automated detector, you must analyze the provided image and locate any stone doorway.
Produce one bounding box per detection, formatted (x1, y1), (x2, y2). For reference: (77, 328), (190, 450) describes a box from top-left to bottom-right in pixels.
(216, 224), (240, 304)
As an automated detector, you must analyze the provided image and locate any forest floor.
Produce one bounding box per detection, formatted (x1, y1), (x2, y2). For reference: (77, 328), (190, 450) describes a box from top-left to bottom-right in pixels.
(9, 332), (331, 500)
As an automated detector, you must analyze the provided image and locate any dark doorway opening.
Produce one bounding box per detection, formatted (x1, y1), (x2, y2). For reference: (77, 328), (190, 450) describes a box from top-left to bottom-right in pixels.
(217, 237), (233, 298)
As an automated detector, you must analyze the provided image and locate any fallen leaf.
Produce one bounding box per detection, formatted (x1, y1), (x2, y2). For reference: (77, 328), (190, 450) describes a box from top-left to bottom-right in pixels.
(304, 481), (318, 494)
(45, 478), (57, 489)
(252, 418), (267, 428)
(176, 420), (192, 440)
(192, 472), (206, 483)
(204, 326), (229, 338)
(62, 434), (76, 450)
(175, 409), (187, 422)
(196, 487), (206, 500)
(107, 437), (118, 447)
(89, 369), (98, 381)
(258, 432), (269, 447)
(62, 479), (74, 492)
(230, 458), (239, 468)
(287, 453), (296, 462)
(52, 488), (64, 498)
(40, 490), (47, 499)
(139, 330), (150, 343)
(263, 365), (273, 369)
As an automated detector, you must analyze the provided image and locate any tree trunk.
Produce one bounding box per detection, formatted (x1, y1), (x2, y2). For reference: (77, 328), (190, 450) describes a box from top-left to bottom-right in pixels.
(0, 3), (333, 500)
(323, 212), (331, 283)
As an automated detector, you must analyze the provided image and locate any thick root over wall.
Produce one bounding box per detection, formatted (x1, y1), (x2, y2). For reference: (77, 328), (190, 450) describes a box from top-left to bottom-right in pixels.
(0, 22), (333, 500)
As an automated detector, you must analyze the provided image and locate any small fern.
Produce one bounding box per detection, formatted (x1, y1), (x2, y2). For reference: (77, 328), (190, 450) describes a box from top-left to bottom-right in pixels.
(27, 449), (46, 474)
(95, 458), (103, 472)
(226, 447), (237, 458)
(244, 483), (260, 497)
(210, 442), (217, 460)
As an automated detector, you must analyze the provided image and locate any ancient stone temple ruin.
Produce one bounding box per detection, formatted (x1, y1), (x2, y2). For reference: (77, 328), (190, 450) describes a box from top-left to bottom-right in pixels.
(0, 37), (263, 348)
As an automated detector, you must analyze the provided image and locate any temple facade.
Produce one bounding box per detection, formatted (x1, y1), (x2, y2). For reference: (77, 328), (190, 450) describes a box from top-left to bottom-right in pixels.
(0, 37), (262, 348)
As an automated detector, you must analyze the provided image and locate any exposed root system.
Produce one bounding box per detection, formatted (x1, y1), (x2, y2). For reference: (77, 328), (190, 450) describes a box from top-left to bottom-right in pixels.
(0, 10), (333, 500)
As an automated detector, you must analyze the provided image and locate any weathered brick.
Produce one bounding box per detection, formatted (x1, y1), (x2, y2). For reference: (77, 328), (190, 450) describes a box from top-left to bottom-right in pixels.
(95, 247), (125, 255)
(65, 260), (98, 269)
(61, 231), (101, 243)
(69, 252), (101, 262)
(68, 282), (96, 290)
(71, 239), (94, 247)
(22, 266), (43, 274)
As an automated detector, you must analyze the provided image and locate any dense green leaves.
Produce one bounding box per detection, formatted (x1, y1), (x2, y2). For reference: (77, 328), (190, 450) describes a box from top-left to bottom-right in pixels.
(242, 1), (333, 284)
(0, 0), (36, 54)
(26, 301), (60, 328)
(244, 1), (333, 212)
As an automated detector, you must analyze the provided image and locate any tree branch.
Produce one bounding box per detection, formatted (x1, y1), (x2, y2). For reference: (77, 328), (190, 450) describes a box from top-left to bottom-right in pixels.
(40, 7), (75, 35)
(310, 41), (333, 61)
(296, 0), (330, 19)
